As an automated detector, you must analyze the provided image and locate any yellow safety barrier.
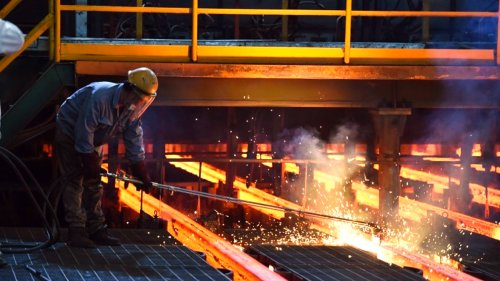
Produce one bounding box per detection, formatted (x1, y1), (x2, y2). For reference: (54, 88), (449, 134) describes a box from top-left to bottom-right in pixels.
(1, 0), (499, 69)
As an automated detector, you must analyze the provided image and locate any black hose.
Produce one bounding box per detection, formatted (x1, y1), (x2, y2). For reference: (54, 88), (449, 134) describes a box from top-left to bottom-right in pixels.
(0, 146), (60, 253)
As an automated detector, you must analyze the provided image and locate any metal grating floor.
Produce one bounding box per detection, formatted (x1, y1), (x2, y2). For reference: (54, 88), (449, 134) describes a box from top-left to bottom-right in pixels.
(0, 228), (231, 281)
(447, 229), (500, 281)
(248, 245), (425, 281)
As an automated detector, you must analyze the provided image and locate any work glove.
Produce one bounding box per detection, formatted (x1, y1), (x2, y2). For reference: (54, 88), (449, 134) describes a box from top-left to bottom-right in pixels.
(80, 151), (101, 181)
(130, 161), (152, 193)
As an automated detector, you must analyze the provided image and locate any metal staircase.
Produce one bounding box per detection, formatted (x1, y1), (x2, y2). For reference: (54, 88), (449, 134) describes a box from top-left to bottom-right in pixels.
(0, 63), (74, 147)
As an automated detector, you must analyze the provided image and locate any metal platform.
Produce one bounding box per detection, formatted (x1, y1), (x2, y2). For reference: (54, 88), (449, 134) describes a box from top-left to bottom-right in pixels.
(247, 245), (425, 281)
(447, 228), (500, 281)
(0, 228), (231, 281)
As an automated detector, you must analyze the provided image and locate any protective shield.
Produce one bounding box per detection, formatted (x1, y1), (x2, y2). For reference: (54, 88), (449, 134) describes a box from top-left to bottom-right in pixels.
(127, 87), (156, 121)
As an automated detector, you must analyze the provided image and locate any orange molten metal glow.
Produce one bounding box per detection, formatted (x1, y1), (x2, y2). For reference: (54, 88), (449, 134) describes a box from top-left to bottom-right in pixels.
(163, 156), (484, 280)
(307, 165), (500, 241)
(102, 164), (286, 281)
(368, 162), (500, 211)
(398, 166), (500, 209)
(456, 144), (482, 157)
(348, 183), (500, 241)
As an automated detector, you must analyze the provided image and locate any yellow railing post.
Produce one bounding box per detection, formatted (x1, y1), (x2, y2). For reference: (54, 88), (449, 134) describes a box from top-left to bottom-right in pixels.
(55, 0), (61, 62)
(422, 0), (430, 43)
(136, 0), (143, 39)
(281, 0), (288, 41)
(191, 0), (198, 62)
(0, 0), (22, 18)
(49, 0), (54, 60)
(344, 0), (352, 64)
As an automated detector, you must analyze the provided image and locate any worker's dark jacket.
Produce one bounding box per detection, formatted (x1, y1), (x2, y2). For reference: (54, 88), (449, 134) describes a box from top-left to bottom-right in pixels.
(56, 82), (145, 162)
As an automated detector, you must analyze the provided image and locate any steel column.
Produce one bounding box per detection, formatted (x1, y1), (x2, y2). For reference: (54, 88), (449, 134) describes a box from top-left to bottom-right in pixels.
(372, 108), (411, 224)
(452, 136), (474, 213)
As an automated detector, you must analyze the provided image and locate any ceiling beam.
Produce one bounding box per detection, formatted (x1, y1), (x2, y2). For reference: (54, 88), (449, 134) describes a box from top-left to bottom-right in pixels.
(76, 61), (499, 80)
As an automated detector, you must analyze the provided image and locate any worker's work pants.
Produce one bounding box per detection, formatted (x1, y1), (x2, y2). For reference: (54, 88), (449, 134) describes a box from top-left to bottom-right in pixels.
(54, 128), (105, 234)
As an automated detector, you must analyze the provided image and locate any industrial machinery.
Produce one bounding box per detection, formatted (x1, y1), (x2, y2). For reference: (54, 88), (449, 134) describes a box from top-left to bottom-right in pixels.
(0, 0), (499, 280)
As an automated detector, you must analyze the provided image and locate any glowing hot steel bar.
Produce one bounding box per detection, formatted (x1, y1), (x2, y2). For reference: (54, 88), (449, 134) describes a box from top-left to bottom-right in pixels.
(311, 165), (500, 241)
(398, 166), (500, 209)
(351, 183), (500, 241)
(166, 156), (482, 280)
(101, 167), (286, 281)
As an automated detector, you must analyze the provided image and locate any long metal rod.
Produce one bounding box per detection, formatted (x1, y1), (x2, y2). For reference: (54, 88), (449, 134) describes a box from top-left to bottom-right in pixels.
(351, 10), (496, 17)
(58, 4), (496, 18)
(59, 5), (190, 14)
(104, 172), (377, 229)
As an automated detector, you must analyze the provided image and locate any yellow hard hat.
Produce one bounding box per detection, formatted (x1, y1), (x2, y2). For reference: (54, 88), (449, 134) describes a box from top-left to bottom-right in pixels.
(127, 67), (158, 96)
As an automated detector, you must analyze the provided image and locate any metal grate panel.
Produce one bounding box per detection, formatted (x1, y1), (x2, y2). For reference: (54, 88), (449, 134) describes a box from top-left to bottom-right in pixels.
(0, 228), (231, 281)
(249, 245), (425, 281)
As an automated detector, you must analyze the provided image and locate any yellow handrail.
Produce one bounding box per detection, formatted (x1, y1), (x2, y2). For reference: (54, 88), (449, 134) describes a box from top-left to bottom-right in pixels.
(352, 10), (496, 17)
(59, 5), (190, 14)
(0, 14), (53, 72)
(0, 0), (22, 18)
(2, 1), (498, 68)
(54, 3), (499, 65)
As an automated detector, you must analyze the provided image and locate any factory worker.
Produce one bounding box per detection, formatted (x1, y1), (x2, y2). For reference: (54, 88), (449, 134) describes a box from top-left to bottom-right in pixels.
(55, 67), (157, 248)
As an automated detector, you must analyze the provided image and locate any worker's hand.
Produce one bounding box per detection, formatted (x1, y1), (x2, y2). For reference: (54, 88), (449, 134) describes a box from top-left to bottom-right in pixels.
(130, 161), (152, 193)
(80, 151), (101, 181)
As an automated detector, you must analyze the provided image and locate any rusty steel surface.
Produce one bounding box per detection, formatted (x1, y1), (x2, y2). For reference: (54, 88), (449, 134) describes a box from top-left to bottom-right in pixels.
(75, 62), (500, 108)
(76, 61), (500, 80)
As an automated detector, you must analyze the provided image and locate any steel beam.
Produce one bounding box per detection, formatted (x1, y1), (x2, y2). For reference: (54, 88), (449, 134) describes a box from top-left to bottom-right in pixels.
(75, 61), (500, 80)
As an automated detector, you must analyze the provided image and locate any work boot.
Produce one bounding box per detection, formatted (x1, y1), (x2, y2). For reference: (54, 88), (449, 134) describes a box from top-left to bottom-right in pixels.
(67, 227), (96, 248)
(89, 228), (121, 246)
